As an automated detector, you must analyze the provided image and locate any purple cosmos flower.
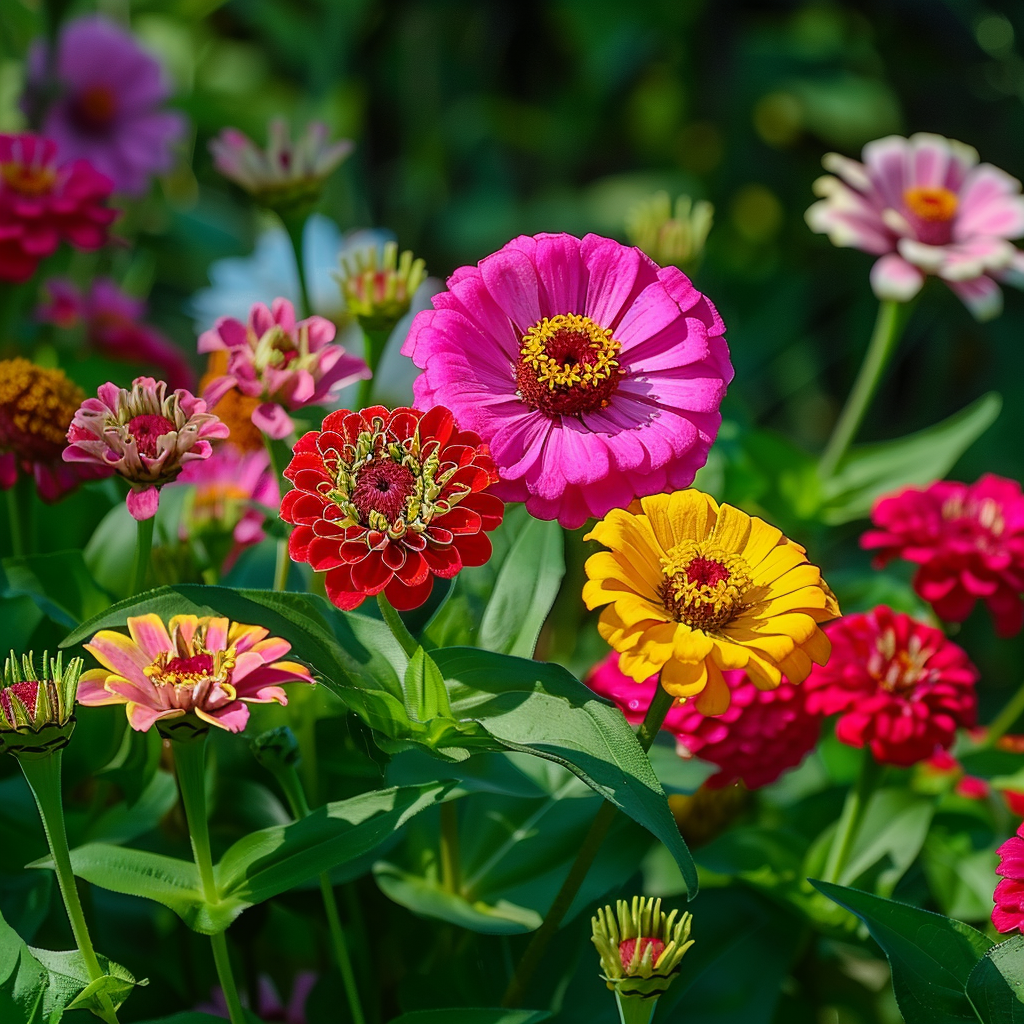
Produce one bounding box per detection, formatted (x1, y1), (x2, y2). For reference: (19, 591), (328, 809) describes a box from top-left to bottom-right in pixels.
(27, 15), (185, 196)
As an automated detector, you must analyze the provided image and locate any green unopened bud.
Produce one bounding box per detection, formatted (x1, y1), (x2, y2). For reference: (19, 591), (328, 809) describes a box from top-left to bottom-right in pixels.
(591, 896), (694, 1004)
(625, 192), (714, 269)
(336, 241), (427, 334)
(250, 726), (301, 771)
(0, 651), (82, 758)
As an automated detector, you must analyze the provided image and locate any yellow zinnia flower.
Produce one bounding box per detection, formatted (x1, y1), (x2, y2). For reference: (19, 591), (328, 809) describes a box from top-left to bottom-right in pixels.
(583, 489), (839, 715)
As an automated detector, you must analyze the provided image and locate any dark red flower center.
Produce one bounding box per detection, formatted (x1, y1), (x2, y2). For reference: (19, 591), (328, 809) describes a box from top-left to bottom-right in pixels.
(128, 414), (176, 458)
(72, 85), (119, 132)
(0, 680), (40, 723)
(351, 458), (416, 523)
(619, 936), (665, 971)
(163, 653), (214, 678)
(515, 313), (623, 417)
(1, 161), (56, 197)
(685, 556), (731, 588)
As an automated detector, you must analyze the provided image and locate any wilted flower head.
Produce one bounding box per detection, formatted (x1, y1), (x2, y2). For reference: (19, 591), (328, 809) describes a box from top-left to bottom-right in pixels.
(199, 297), (369, 440)
(210, 119), (353, 214)
(63, 376), (229, 520)
(587, 652), (822, 790)
(38, 277), (195, 390)
(402, 232), (732, 528)
(584, 489), (839, 713)
(591, 897), (694, 1000)
(281, 405), (503, 611)
(862, 475), (1024, 638)
(806, 132), (1024, 320)
(625, 192), (714, 268)
(26, 16), (185, 196)
(0, 133), (115, 282)
(1, 651), (83, 757)
(0, 358), (106, 502)
(337, 240), (427, 333)
(993, 821), (1024, 935)
(78, 614), (314, 735)
(804, 606), (979, 767)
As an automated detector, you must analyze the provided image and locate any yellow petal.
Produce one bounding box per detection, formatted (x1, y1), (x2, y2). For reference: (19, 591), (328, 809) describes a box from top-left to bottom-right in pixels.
(764, 564), (824, 598)
(634, 621), (681, 665)
(800, 627), (832, 666)
(673, 628), (715, 662)
(642, 489), (716, 552)
(619, 644), (667, 682)
(749, 544), (807, 586)
(709, 503), (752, 555)
(741, 515), (785, 568)
(614, 593), (671, 628)
(707, 638), (751, 670)
(126, 614), (173, 660)
(744, 651), (783, 690)
(779, 647), (813, 683)
(660, 657), (709, 698)
(585, 551), (661, 602)
(693, 662), (731, 715)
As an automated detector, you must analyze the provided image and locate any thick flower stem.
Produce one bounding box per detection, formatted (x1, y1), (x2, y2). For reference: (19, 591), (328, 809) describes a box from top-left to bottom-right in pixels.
(19, 750), (121, 1024)
(502, 682), (676, 1008)
(822, 749), (883, 885)
(170, 735), (245, 1024)
(440, 800), (461, 894)
(818, 299), (908, 479)
(986, 679), (1024, 746)
(129, 515), (154, 597)
(264, 434), (291, 592)
(6, 475), (33, 557)
(282, 213), (313, 319)
(377, 592), (420, 658)
(615, 992), (658, 1024)
(355, 325), (390, 408)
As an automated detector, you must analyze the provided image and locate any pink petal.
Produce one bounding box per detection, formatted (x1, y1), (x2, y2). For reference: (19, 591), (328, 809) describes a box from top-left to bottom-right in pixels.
(252, 402), (294, 439)
(870, 253), (925, 302)
(946, 275), (1003, 322)
(127, 486), (160, 520)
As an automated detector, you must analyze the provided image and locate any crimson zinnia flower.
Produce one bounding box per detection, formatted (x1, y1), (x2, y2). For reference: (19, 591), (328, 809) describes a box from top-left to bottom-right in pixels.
(862, 475), (1024, 638)
(803, 606), (979, 767)
(586, 652), (822, 789)
(993, 821), (1024, 935)
(281, 405), (503, 611)
(0, 133), (115, 282)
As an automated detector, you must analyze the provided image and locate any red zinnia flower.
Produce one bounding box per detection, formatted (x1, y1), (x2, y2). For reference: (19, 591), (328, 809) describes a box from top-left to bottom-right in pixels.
(585, 652), (822, 790)
(993, 821), (1024, 935)
(862, 475), (1024, 638)
(281, 405), (503, 611)
(804, 606), (979, 767)
(0, 134), (115, 283)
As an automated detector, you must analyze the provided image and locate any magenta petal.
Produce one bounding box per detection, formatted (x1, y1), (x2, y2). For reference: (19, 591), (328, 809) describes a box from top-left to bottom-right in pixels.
(126, 485), (160, 520)
(252, 402), (294, 439)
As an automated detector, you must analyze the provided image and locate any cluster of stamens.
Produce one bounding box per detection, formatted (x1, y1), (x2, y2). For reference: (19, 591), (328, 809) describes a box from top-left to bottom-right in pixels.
(251, 324), (302, 374)
(659, 541), (752, 631)
(146, 643), (235, 697)
(0, 358), (84, 461)
(870, 628), (935, 693)
(903, 186), (959, 223)
(941, 494), (1006, 537)
(515, 313), (624, 416)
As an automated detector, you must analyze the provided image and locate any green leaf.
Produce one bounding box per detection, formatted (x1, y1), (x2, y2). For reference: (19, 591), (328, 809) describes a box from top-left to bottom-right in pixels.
(31, 948), (139, 1016)
(967, 935), (1024, 1022)
(820, 392), (1002, 524)
(436, 647), (698, 896)
(0, 551), (110, 628)
(812, 879), (992, 1023)
(389, 1011), (551, 1024)
(405, 648), (455, 722)
(477, 514), (564, 658)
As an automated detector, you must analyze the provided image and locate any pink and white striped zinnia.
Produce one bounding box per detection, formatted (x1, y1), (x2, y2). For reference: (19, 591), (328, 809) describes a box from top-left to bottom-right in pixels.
(806, 132), (1024, 320)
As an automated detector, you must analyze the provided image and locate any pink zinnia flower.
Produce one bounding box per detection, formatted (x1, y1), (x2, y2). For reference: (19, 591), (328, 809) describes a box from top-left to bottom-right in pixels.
(38, 277), (195, 390)
(63, 376), (229, 520)
(199, 297), (369, 440)
(0, 133), (115, 283)
(586, 652), (822, 790)
(806, 132), (1024, 321)
(803, 606), (979, 767)
(993, 821), (1024, 935)
(78, 614), (314, 733)
(26, 16), (185, 196)
(197, 971), (316, 1023)
(862, 475), (1024, 638)
(402, 232), (732, 528)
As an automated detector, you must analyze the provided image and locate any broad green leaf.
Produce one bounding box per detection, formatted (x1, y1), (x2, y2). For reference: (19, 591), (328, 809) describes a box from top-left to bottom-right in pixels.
(436, 647), (698, 895)
(812, 879), (992, 1023)
(924, 834), (1001, 922)
(968, 934), (1024, 1021)
(389, 1011), (551, 1024)
(405, 648), (454, 722)
(0, 551), (110, 628)
(820, 392), (1002, 524)
(477, 514), (564, 658)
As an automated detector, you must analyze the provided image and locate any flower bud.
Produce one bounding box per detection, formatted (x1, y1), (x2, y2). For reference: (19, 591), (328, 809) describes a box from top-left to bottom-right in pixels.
(249, 726), (301, 771)
(336, 240), (427, 334)
(0, 651), (82, 758)
(625, 192), (714, 269)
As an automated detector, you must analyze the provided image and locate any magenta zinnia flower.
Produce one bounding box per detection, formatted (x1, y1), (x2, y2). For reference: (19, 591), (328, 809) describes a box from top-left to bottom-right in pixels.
(862, 475), (1024, 638)
(63, 376), (229, 520)
(993, 821), (1024, 935)
(26, 16), (185, 196)
(78, 614), (314, 733)
(402, 232), (732, 528)
(806, 133), (1024, 320)
(803, 606), (979, 767)
(199, 297), (369, 440)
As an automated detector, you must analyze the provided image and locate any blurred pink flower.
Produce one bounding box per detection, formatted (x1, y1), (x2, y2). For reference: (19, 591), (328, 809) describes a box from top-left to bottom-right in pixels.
(63, 376), (228, 519)
(26, 16), (185, 195)
(197, 971), (317, 1023)
(38, 277), (195, 390)
(806, 132), (1024, 320)
(993, 821), (1024, 935)
(199, 297), (369, 439)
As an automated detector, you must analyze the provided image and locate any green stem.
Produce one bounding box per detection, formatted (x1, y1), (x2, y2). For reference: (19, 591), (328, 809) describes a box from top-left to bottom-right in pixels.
(129, 515), (154, 597)
(822, 749), (882, 885)
(440, 800), (461, 895)
(615, 991), (658, 1024)
(377, 592), (420, 657)
(502, 681), (676, 1008)
(355, 326), (391, 408)
(818, 299), (908, 479)
(19, 750), (120, 1024)
(986, 679), (1024, 746)
(170, 734), (245, 1024)
(6, 482), (26, 557)
(282, 213), (313, 319)
(264, 434), (291, 592)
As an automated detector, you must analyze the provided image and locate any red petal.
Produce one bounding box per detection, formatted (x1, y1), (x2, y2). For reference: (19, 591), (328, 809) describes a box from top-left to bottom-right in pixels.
(350, 549), (391, 592)
(325, 566), (365, 610)
(436, 507), (482, 535)
(462, 492), (504, 529)
(456, 531), (492, 568)
(385, 574), (434, 611)
(417, 405), (455, 447)
(321, 410), (355, 434)
(395, 549), (430, 585)
(382, 542), (407, 571)
(308, 537), (346, 572)
(424, 543), (463, 579)
(288, 526), (314, 561)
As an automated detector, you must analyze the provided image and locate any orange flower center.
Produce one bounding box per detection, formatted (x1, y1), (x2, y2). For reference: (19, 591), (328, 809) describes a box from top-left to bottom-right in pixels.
(903, 186), (958, 222)
(1, 161), (57, 197)
(515, 313), (624, 417)
(73, 85), (119, 130)
(660, 541), (752, 630)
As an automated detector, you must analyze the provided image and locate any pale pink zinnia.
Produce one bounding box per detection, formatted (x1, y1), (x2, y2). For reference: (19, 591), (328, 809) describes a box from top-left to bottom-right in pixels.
(402, 232), (732, 528)
(806, 132), (1024, 321)
(63, 376), (229, 520)
(199, 297), (369, 440)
